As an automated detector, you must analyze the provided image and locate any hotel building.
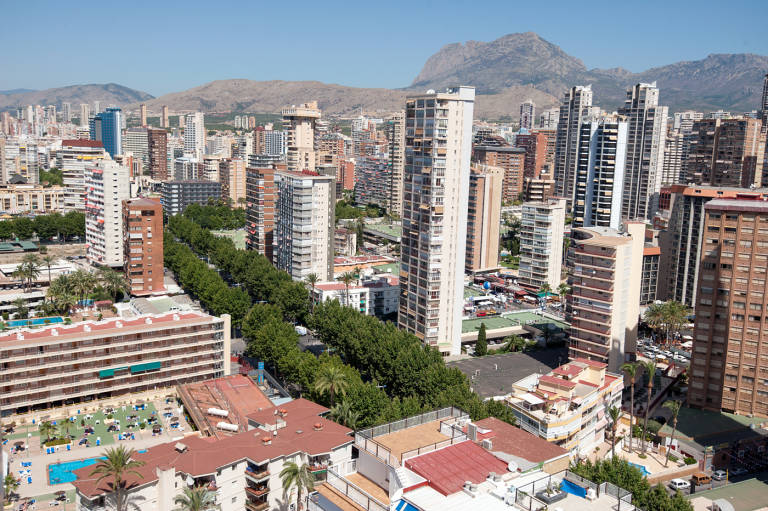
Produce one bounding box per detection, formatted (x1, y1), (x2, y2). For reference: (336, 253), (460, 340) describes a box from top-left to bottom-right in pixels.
(85, 160), (130, 267)
(0, 311), (230, 416)
(399, 87), (474, 356)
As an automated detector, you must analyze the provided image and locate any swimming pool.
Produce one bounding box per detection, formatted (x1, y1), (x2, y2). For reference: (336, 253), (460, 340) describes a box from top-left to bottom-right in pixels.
(628, 461), (651, 476)
(6, 316), (64, 328)
(48, 450), (148, 484)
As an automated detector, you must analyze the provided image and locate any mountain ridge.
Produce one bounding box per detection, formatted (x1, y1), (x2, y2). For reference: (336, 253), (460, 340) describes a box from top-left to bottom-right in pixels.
(0, 83), (153, 112)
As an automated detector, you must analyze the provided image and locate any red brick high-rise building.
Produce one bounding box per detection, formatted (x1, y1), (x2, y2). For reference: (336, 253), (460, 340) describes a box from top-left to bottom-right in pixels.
(473, 144), (526, 203)
(515, 130), (556, 179)
(147, 128), (168, 181)
(123, 198), (164, 296)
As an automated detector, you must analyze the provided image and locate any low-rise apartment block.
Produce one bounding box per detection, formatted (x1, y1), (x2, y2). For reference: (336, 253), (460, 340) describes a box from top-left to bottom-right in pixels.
(161, 180), (222, 216)
(505, 358), (623, 455)
(0, 312), (230, 416)
(0, 184), (65, 213)
(311, 274), (398, 319)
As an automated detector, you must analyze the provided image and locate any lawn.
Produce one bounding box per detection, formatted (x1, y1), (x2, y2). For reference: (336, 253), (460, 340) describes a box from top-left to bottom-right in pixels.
(39, 403), (159, 447)
(507, 311), (569, 331)
(658, 406), (765, 442)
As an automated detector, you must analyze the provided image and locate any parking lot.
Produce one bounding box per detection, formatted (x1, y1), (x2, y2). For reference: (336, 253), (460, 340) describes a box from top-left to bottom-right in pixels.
(684, 472), (768, 510)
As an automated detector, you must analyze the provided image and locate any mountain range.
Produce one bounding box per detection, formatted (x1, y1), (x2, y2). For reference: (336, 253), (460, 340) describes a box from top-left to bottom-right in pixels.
(2, 33), (766, 119)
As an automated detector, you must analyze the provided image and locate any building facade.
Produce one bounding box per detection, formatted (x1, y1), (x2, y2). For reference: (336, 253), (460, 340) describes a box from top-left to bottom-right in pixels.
(553, 86), (596, 208)
(0, 312), (230, 416)
(387, 111), (406, 216)
(0, 184), (65, 213)
(85, 160), (130, 267)
(465, 164), (503, 273)
(147, 127), (168, 181)
(89, 107), (122, 158)
(184, 112), (206, 160)
(519, 198), (566, 291)
(273, 170), (335, 281)
(566, 223), (644, 372)
(282, 102), (320, 172)
(123, 198), (164, 296)
(161, 180), (222, 216)
(472, 144), (526, 203)
(57, 139), (106, 211)
(399, 87), (474, 356)
(245, 164), (278, 261)
(220, 158), (246, 207)
(519, 100), (535, 130)
(688, 198), (768, 418)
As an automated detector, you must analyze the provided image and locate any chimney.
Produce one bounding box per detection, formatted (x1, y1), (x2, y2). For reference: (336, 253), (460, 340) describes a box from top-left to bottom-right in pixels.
(313, 423), (323, 431)
(260, 436), (271, 445)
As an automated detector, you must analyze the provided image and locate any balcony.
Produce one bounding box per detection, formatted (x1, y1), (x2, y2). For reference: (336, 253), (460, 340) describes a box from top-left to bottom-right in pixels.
(245, 502), (269, 511)
(246, 486), (270, 498)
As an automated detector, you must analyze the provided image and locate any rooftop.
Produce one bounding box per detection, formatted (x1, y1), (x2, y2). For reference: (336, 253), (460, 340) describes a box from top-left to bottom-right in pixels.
(73, 398), (352, 498)
(374, 421), (450, 462)
(474, 417), (568, 465)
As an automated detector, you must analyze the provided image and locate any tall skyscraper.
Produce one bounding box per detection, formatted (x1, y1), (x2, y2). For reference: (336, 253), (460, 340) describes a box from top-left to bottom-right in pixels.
(123, 198), (164, 296)
(566, 222), (644, 372)
(62, 102), (71, 123)
(465, 164), (503, 272)
(572, 117), (628, 230)
(618, 83), (668, 220)
(519, 198), (566, 291)
(472, 143), (526, 203)
(760, 73), (768, 126)
(398, 86), (475, 356)
(553, 85), (597, 207)
(89, 107), (123, 157)
(687, 118), (766, 187)
(57, 139), (106, 210)
(184, 112), (206, 160)
(79, 104), (90, 127)
(85, 160), (130, 267)
(661, 127), (685, 185)
(245, 162), (280, 261)
(123, 128), (149, 171)
(139, 103), (147, 127)
(273, 169), (335, 281)
(282, 102), (321, 172)
(687, 197), (768, 417)
(147, 128), (168, 180)
(519, 100), (535, 130)
(219, 158), (246, 206)
(387, 111), (406, 216)
(161, 105), (169, 128)
(93, 101), (101, 114)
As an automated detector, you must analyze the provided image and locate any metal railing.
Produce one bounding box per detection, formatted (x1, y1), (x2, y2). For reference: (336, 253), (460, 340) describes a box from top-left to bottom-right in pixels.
(326, 467), (388, 511)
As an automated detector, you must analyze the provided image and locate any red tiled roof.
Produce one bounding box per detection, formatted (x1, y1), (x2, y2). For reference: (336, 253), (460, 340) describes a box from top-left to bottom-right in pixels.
(570, 357), (608, 369)
(577, 380), (599, 388)
(474, 417), (568, 464)
(62, 139), (103, 148)
(73, 398), (351, 498)
(404, 441), (508, 496)
(552, 364), (582, 378)
(538, 374), (576, 389)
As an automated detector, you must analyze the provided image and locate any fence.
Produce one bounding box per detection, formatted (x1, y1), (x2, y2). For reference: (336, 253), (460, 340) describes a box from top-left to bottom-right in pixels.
(599, 482), (633, 510)
(326, 467), (388, 511)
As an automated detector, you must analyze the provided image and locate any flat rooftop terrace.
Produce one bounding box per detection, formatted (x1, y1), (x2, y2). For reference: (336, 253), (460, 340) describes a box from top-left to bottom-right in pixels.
(374, 421), (450, 462)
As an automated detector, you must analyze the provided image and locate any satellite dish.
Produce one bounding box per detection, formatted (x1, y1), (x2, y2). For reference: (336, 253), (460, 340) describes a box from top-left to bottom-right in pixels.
(507, 461), (518, 472)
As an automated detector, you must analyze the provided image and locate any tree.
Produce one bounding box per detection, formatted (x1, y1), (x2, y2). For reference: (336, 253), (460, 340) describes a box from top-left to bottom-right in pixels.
(4, 473), (20, 506)
(539, 283), (552, 297)
(41, 254), (56, 285)
(662, 400), (682, 467)
(607, 406), (623, 459)
(89, 446), (146, 511)
(621, 362), (639, 452)
(71, 269), (97, 303)
(12, 298), (28, 320)
(314, 364), (348, 407)
(557, 282), (570, 303)
(502, 334), (531, 353)
(99, 267), (129, 302)
(280, 462), (314, 511)
(173, 486), (219, 511)
(305, 273), (319, 313)
(475, 323), (488, 356)
(639, 361), (657, 453)
(338, 271), (356, 308)
(39, 421), (57, 443)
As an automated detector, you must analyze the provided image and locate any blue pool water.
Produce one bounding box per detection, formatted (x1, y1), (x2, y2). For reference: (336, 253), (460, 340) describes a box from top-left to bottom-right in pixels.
(48, 450), (148, 484)
(6, 316), (64, 328)
(628, 462), (651, 476)
(560, 478), (587, 498)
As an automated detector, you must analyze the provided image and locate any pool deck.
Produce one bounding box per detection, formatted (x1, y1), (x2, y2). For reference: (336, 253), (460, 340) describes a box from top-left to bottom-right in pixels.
(4, 397), (193, 501)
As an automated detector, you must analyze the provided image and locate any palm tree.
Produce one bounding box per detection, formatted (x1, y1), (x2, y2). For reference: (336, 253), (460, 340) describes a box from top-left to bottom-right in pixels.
(71, 269), (97, 304)
(99, 267), (129, 303)
(21, 254), (41, 290)
(607, 406), (623, 459)
(4, 473), (20, 506)
(557, 282), (570, 304)
(314, 365), (348, 407)
(621, 362), (639, 452)
(663, 400), (682, 467)
(539, 283), (552, 297)
(280, 462), (314, 511)
(39, 421), (57, 443)
(12, 298), (29, 320)
(41, 254), (56, 285)
(89, 446), (146, 511)
(173, 486), (219, 511)
(639, 361), (657, 453)
(664, 301), (691, 347)
(643, 303), (665, 343)
(305, 273), (319, 313)
(58, 421), (74, 441)
(338, 272), (356, 308)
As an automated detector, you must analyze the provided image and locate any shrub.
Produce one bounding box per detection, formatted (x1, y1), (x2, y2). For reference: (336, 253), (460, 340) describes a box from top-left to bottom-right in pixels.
(44, 438), (71, 447)
(684, 457), (697, 465)
(106, 414), (114, 419)
(668, 454), (679, 463)
(139, 423), (146, 429)
(638, 453), (647, 459)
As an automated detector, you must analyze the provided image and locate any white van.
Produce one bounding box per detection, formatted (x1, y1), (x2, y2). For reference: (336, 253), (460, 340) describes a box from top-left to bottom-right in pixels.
(668, 479), (690, 491)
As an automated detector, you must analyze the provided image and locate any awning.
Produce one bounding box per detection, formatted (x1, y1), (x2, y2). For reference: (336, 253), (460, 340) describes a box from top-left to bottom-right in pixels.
(130, 362), (162, 374)
(99, 369), (115, 378)
(522, 393), (544, 406)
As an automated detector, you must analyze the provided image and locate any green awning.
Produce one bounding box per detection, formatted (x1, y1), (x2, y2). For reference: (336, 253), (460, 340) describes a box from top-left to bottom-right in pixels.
(130, 362), (162, 374)
(99, 369), (115, 378)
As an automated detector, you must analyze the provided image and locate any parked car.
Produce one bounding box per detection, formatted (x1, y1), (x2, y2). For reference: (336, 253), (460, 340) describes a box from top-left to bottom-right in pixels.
(730, 466), (748, 476)
(712, 470), (727, 481)
(669, 479), (690, 491)
(691, 472), (711, 486)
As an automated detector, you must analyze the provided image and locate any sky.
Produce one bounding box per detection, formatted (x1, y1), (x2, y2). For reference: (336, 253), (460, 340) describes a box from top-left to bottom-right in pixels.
(1, 0), (767, 97)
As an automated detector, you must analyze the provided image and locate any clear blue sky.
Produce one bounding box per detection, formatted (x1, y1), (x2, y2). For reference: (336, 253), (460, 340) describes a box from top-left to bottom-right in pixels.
(1, 0), (766, 96)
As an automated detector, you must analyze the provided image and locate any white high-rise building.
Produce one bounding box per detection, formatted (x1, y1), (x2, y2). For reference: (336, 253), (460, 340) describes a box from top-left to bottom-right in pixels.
(273, 170), (335, 281)
(93, 101), (101, 115)
(263, 130), (287, 156)
(62, 102), (71, 123)
(282, 102), (321, 172)
(184, 112), (206, 159)
(519, 198), (566, 291)
(572, 117), (628, 230)
(57, 139), (107, 211)
(539, 108), (559, 129)
(673, 110), (704, 133)
(618, 82), (668, 220)
(85, 160), (130, 267)
(553, 86), (598, 208)
(79, 104), (90, 127)
(123, 128), (149, 171)
(398, 86), (475, 356)
(661, 127), (685, 185)
(519, 99), (535, 130)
